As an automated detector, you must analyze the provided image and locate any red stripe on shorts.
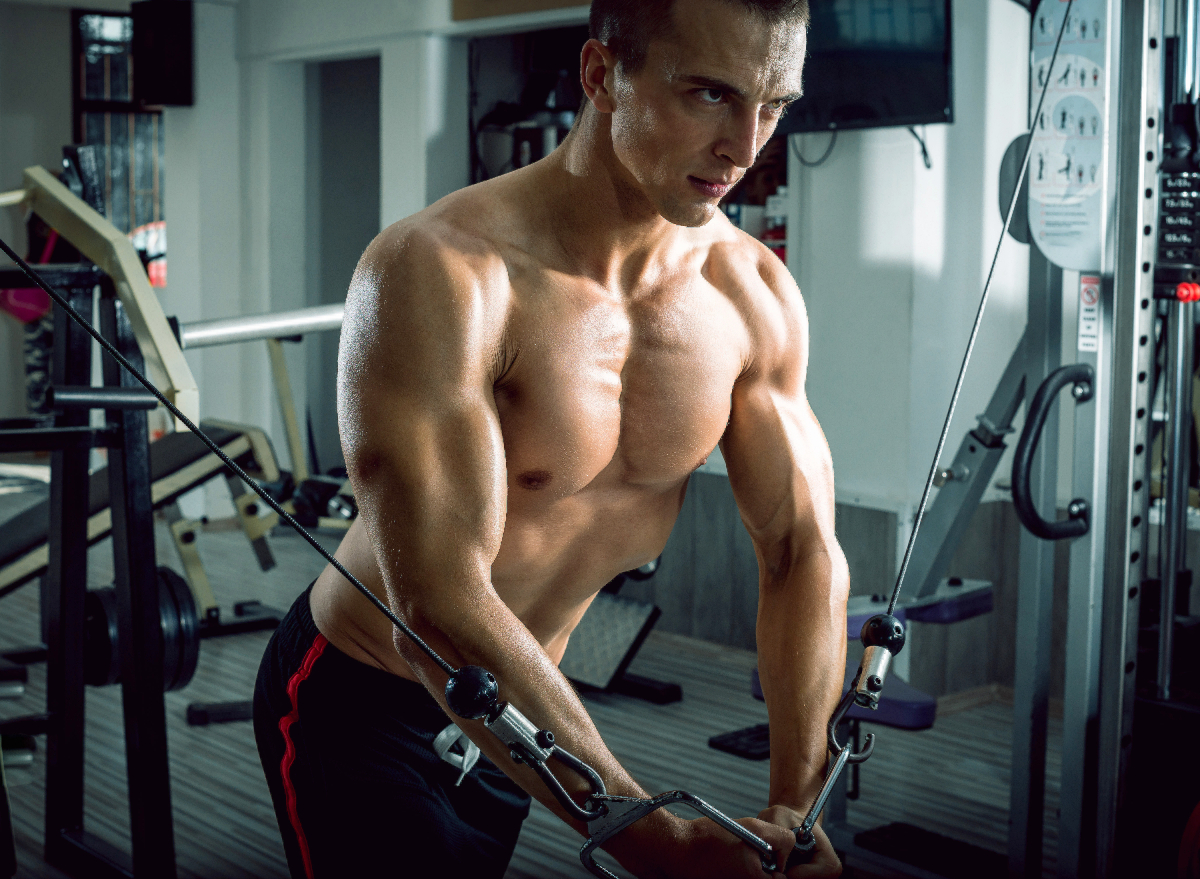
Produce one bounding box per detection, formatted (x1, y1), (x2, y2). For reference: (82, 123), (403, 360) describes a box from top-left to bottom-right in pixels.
(278, 633), (328, 879)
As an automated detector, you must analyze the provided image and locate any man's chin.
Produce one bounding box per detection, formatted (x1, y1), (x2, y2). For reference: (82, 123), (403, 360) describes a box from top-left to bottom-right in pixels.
(659, 198), (720, 229)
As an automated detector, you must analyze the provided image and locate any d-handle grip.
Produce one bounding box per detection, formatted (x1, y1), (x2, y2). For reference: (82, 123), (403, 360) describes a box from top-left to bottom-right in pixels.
(1011, 363), (1093, 540)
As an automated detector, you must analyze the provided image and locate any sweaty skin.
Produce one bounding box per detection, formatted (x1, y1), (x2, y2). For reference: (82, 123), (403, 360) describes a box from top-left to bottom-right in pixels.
(310, 2), (848, 877)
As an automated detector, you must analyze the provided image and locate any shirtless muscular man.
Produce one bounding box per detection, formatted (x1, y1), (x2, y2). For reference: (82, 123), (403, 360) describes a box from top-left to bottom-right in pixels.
(254, 1), (849, 876)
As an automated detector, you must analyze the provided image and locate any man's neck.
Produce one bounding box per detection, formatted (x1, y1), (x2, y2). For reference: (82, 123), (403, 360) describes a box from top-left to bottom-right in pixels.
(535, 107), (692, 292)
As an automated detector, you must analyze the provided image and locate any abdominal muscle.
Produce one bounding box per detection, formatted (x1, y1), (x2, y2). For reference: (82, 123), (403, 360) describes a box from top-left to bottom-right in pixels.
(308, 477), (688, 683)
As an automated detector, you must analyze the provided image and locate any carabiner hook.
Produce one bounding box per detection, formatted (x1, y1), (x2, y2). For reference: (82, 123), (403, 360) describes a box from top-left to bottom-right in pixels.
(826, 677), (875, 764)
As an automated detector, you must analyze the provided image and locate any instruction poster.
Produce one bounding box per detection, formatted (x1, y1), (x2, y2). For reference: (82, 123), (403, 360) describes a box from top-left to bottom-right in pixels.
(1028, 0), (1109, 271)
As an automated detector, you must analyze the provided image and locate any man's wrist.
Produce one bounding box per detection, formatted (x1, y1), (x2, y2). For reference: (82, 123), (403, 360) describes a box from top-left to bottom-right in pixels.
(601, 807), (689, 879)
(772, 763), (830, 811)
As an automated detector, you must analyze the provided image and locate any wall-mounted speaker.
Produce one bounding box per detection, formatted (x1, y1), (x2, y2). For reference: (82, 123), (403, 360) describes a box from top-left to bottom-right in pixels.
(132, 1), (194, 107)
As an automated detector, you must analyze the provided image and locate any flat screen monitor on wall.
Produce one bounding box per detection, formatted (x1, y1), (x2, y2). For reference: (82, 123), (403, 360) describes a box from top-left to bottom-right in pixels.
(775, 0), (953, 135)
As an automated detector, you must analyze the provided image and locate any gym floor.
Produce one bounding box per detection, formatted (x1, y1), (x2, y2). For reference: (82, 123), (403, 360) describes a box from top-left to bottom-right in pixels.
(0, 493), (1062, 879)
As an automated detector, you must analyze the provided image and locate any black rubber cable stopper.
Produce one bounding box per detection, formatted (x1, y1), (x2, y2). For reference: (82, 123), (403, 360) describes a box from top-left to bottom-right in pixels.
(445, 666), (499, 720)
(860, 613), (906, 654)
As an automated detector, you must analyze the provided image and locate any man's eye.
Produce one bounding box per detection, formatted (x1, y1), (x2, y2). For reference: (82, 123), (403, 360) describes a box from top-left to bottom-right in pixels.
(697, 88), (724, 105)
(765, 99), (789, 116)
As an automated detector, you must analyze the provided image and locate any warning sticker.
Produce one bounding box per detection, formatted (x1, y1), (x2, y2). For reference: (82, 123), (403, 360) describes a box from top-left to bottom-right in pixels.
(1078, 274), (1100, 352)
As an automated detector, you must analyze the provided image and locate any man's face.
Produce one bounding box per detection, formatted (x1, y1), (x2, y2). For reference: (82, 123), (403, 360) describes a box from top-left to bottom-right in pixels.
(607, 0), (806, 227)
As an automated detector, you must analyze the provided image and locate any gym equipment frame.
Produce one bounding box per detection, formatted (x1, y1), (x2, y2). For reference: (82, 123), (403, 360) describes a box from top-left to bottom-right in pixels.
(0, 278), (180, 879)
(813, 2), (1161, 877)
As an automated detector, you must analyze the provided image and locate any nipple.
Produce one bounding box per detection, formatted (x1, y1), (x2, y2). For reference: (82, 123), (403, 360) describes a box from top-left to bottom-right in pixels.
(517, 470), (552, 491)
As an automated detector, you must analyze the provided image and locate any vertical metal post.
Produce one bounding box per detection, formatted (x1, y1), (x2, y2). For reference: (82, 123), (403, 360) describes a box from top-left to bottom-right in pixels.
(1008, 248), (1063, 879)
(1095, 0), (1161, 873)
(1055, 0), (1153, 868)
(1058, 269), (1112, 879)
(42, 285), (94, 867)
(99, 283), (177, 879)
(266, 338), (310, 483)
(1158, 299), (1193, 699)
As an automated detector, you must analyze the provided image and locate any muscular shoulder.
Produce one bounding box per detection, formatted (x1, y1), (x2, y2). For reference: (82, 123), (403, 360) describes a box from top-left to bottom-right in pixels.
(699, 218), (808, 387)
(342, 197), (515, 388)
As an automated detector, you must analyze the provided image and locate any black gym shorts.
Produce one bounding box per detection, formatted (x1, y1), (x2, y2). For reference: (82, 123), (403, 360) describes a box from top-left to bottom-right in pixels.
(253, 585), (531, 879)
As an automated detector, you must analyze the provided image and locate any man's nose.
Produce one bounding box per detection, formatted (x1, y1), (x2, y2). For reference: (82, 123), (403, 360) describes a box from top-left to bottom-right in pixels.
(717, 107), (762, 170)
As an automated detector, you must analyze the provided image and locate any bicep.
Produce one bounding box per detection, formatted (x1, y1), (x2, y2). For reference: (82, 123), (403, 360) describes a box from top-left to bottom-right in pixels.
(338, 233), (508, 606)
(722, 379), (835, 574)
(720, 273), (836, 574)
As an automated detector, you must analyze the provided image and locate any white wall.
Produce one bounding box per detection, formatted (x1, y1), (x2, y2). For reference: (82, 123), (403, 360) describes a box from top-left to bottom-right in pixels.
(307, 56), (381, 473)
(155, 0), (478, 511)
(791, 0), (1032, 528)
(164, 0), (259, 516)
(0, 1), (74, 419)
(232, 6), (472, 484)
(237, 0), (450, 62)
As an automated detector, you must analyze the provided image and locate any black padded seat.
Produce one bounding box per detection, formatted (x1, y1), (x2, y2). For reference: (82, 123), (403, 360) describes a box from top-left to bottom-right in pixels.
(0, 423), (263, 595)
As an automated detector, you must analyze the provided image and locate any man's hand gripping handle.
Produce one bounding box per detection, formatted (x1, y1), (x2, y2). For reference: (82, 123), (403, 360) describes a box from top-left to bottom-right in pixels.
(785, 613), (906, 870)
(445, 666), (777, 877)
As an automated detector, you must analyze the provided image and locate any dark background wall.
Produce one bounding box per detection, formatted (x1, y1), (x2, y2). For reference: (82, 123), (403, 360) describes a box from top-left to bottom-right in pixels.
(305, 55), (380, 475)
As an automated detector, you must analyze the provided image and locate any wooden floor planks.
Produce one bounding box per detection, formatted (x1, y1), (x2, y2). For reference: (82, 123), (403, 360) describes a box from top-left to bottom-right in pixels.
(0, 511), (1062, 878)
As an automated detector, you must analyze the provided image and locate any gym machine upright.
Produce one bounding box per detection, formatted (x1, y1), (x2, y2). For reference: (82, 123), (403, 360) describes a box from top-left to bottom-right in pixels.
(921, 1), (1172, 875)
(922, 0), (1194, 875)
(812, 1), (1165, 876)
(0, 266), (183, 877)
(0, 153), (298, 877)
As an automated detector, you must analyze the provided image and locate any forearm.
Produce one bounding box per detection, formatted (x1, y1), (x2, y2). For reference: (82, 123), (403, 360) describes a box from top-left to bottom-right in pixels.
(756, 543), (849, 810)
(394, 587), (684, 877)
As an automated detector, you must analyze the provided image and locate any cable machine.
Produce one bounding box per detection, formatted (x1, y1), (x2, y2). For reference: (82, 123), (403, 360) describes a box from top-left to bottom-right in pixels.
(907, 0), (1194, 874)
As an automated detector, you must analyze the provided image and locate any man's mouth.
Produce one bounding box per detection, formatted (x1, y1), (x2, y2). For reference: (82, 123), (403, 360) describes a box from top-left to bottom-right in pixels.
(688, 176), (733, 199)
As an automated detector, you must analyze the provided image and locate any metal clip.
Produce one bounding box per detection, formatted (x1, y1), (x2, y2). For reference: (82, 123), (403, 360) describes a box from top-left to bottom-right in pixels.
(853, 645), (893, 709)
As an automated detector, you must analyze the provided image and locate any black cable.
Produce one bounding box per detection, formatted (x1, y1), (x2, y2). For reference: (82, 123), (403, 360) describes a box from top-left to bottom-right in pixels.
(0, 235), (458, 678)
(886, 0), (1074, 615)
(908, 126), (932, 169)
(790, 130), (838, 168)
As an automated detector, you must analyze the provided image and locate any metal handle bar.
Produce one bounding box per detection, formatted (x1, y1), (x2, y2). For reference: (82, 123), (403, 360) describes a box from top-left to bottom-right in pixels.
(47, 385), (158, 411)
(1011, 363), (1094, 540)
(580, 791), (776, 879)
(785, 745), (852, 869)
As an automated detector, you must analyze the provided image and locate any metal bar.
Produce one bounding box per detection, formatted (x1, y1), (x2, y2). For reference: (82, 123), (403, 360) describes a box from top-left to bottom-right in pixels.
(1009, 247), (1063, 879)
(1, 730), (15, 878)
(48, 385), (157, 411)
(43, 287), (95, 871)
(266, 338), (310, 482)
(163, 502), (219, 619)
(0, 189), (26, 209)
(22, 166), (199, 425)
(52, 830), (133, 879)
(1093, 1), (1161, 872)
(1158, 299), (1193, 699)
(0, 427), (118, 453)
(179, 303), (344, 349)
(1184, 0), (1198, 101)
(907, 333), (1028, 600)
(0, 714), (51, 737)
(1058, 271), (1111, 879)
(0, 265), (104, 289)
(100, 288), (178, 879)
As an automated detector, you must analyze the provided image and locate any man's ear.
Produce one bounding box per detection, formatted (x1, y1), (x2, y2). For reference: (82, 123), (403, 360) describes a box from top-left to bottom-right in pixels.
(580, 38), (617, 114)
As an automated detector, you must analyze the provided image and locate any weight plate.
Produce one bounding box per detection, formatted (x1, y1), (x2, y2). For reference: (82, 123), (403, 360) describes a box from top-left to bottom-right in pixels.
(81, 568), (201, 692)
(157, 567), (199, 692)
(83, 587), (120, 687)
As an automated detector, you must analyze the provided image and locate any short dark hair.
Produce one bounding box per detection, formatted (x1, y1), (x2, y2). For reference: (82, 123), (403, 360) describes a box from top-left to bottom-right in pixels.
(589, 0), (810, 73)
